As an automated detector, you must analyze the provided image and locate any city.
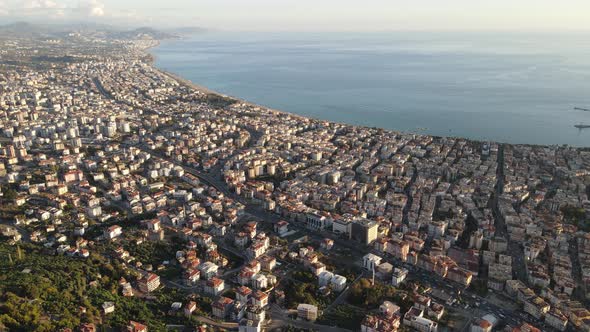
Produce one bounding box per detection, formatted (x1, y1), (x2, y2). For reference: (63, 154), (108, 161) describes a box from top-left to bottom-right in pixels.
(1, 25), (590, 332)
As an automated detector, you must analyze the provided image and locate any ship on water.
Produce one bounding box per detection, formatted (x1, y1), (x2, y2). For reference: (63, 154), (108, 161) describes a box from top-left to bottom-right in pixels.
(574, 107), (590, 129)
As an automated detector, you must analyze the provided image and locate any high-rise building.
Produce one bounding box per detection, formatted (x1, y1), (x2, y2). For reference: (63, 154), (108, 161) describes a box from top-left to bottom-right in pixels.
(351, 218), (379, 245)
(102, 122), (117, 138)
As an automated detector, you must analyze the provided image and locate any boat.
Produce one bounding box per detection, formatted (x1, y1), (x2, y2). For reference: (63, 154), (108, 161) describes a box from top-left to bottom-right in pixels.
(575, 107), (590, 112)
(574, 124), (590, 129)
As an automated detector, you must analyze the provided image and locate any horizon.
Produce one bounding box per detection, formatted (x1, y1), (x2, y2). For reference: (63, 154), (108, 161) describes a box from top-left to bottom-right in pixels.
(3, 20), (590, 35)
(1, 0), (590, 32)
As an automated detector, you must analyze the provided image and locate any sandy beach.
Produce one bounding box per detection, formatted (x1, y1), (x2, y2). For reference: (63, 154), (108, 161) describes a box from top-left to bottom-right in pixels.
(146, 41), (310, 121)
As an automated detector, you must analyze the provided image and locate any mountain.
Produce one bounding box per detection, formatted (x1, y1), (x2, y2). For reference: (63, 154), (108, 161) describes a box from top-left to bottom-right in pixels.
(166, 26), (208, 36)
(0, 22), (182, 40)
(110, 27), (178, 40)
(0, 21), (51, 38)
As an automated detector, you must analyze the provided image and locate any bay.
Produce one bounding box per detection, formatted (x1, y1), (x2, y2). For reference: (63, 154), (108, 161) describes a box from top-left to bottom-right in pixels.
(152, 31), (590, 146)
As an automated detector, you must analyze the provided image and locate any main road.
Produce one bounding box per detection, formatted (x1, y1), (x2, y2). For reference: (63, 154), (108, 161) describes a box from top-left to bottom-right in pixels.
(94, 74), (535, 328)
(126, 141), (536, 329)
(491, 145), (527, 282)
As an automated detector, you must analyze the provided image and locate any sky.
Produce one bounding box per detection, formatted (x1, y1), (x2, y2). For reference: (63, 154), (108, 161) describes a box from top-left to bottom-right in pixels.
(0, 0), (589, 31)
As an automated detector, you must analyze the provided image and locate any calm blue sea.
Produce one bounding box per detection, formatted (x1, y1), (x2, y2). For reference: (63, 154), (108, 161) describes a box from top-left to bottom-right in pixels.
(152, 31), (590, 146)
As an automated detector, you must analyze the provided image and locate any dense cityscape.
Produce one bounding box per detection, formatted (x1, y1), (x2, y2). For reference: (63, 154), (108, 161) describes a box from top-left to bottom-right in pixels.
(1, 26), (590, 332)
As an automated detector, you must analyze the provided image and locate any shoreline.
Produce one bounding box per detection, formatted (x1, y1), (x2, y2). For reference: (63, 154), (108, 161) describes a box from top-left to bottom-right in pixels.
(145, 39), (588, 150)
(148, 40), (311, 121)
(146, 40), (238, 97)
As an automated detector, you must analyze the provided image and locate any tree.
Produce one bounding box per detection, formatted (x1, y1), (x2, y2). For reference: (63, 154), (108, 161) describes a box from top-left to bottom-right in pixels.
(348, 278), (399, 308)
(2, 187), (17, 201)
(0, 242), (172, 331)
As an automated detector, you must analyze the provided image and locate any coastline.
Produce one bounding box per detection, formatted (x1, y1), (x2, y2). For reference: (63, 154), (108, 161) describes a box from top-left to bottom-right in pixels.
(145, 39), (587, 149)
(160, 69), (219, 96)
(148, 40), (311, 121)
(145, 38), (222, 96)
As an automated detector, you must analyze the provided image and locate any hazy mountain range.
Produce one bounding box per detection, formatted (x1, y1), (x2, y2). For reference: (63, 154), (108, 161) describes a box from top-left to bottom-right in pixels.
(0, 22), (206, 40)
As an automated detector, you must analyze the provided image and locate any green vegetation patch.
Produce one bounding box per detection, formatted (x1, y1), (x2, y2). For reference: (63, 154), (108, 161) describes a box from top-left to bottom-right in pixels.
(348, 278), (411, 310)
(318, 304), (366, 330)
(0, 243), (194, 331)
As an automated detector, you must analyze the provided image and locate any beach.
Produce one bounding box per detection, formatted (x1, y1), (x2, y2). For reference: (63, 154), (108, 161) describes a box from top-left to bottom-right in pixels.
(151, 31), (590, 147)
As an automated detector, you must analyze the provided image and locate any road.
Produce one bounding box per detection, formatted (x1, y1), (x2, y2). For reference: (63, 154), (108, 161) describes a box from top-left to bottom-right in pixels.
(379, 249), (526, 328)
(133, 139), (541, 328)
(94, 80), (362, 330)
(491, 144), (507, 238)
(193, 315), (238, 330)
(116, 132), (569, 332)
(491, 145), (527, 282)
(267, 305), (352, 332)
(87, 85), (541, 330)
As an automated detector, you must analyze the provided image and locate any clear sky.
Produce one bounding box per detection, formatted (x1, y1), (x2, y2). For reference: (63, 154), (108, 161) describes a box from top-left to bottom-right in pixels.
(0, 0), (589, 31)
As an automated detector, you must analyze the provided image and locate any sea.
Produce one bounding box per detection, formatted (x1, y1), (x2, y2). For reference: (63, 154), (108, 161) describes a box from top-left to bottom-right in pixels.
(152, 31), (590, 147)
